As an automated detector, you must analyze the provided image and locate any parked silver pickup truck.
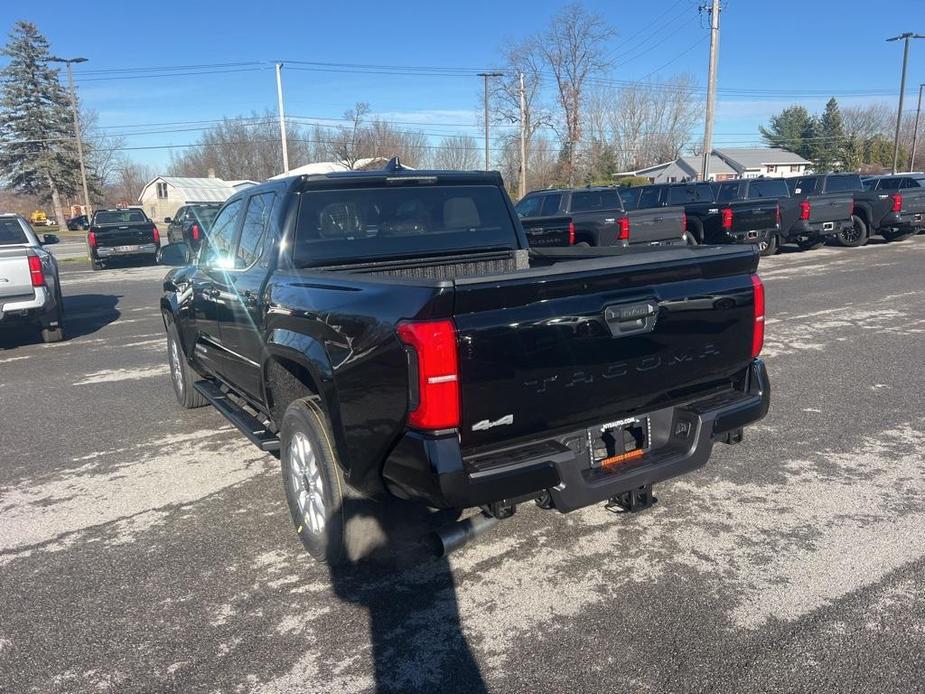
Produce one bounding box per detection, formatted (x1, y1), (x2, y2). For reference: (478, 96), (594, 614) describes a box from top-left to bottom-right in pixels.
(0, 214), (64, 343)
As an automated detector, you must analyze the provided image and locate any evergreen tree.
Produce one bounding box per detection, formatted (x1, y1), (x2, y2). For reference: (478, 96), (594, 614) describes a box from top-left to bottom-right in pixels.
(0, 21), (80, 224)
(811, 98), (846, 172)
(759, 105), (815, 160)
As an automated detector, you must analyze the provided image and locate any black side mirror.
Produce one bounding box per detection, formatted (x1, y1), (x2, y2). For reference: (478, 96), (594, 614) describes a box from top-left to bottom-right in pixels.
(164, 217), (172, 223)
(157, 242), (191, 266)
(42, 233), (59, 245)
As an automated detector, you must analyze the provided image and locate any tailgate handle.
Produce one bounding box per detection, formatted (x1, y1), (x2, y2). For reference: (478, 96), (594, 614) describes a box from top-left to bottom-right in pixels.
(604, 302), (658, 337)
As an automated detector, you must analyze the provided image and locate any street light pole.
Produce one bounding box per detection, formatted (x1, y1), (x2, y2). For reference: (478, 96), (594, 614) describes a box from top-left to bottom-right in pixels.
(519, 71), (527, 197)
(275, 63), (290, 174)
(886, 33), (925, 174)
(911, 84), (924, 173)
(478, 72), (503, 170)
(50, 56), (91, 217)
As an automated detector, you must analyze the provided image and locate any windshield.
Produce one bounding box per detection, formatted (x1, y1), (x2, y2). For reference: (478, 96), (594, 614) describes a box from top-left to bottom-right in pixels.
(293, 184), (518, 266)
(94, 209), (148, 225)
(0, 219), (29, 245)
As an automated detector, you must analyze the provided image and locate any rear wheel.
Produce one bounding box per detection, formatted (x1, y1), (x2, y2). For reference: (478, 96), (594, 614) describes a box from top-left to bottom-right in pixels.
(40, 286), (65, 343)
(167, 322), (207, 408)
(91, 259), (105, 271)
(280, 398), (387, 564)
(797, 238), (825, 251)
(758, 234), (778, 257)
(835, 215), (868, 247)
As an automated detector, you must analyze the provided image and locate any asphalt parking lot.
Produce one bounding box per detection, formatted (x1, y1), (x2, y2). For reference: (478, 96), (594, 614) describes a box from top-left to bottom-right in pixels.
(1, 238), (924, 693)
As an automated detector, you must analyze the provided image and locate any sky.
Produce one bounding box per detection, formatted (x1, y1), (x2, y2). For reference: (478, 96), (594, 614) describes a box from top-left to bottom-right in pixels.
(2, 0), (923, 171)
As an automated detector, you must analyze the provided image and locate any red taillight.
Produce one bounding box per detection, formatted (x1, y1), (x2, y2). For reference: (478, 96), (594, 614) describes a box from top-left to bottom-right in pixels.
(28, 255), (45, 287)
(88, 231), (97, 249)
(890, 193), (902, 213)
(396, 319), (459, 430)
(799, 199), (811, 221)
(617, 217), (630, 241)
(721, 207), (733, 230)
(751, 274), (765, 358)
(681, 211), (687, 236)
(191, 223), (201, 242)
(152, 225), (160, 246)
(775, 203), (781, 227)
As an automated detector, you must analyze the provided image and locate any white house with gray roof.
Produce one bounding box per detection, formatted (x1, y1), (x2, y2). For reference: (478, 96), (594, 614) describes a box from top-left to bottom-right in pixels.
(138, 175), (257, 222)
(617, 147), (811, 183)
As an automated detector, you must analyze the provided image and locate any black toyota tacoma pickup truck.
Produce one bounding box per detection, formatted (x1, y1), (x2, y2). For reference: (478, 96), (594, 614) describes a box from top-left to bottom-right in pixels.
(88, 208), (160, 270)
(861, 174), (925, 239)
(785, 174), (870, 249)
(621, 181), (779, 255)
(713, 178), (814, 256)
(515, 186), (688, 247)
(159, 162), (770, 564)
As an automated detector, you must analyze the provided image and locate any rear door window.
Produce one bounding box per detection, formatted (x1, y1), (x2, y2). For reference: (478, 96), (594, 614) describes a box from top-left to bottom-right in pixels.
(667, 184), (713, 204)
(791, 177), (816, 195)
(570, 191), (601, 212)
(636, 186), (663, 209)
(619, 188), (640, 210)
(862, 178), (879, 191)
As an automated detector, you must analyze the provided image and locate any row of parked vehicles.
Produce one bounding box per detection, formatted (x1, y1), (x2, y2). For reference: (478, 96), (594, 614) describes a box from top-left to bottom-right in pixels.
(516, 172), (925, 256)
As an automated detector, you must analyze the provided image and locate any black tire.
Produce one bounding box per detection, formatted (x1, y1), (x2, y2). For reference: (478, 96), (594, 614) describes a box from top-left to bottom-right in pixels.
(280, 398), (386, 565)
(686, 219), (703, 245)
(166, 322), (207, 409)
(41, 322), (64, 343)
(91, 259), (105, 271)
(686, 232), (699, 246)
(835, 215), (868, 248)
(797, 238), (825, 251)
(575, 241), (591, 248)
(759, 233), (778, 257)
(881, 228), (914, 242)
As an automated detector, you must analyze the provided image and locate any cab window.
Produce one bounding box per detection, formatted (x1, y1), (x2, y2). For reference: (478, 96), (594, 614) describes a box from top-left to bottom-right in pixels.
(200, 198), (243, 269)
(236, 193), (276, 269)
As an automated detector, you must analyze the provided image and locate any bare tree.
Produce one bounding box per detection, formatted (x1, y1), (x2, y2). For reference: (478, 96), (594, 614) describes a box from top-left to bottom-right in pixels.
(109, 160), (156, 205)
(332, 102), (372, 169)
(434, 134), (480, 170)
(842, 102), (893, 140)
(537, 2), (616, 185)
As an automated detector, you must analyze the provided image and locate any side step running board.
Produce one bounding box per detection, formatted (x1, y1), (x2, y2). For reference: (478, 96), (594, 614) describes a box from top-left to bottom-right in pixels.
(193, 380), (280, 452)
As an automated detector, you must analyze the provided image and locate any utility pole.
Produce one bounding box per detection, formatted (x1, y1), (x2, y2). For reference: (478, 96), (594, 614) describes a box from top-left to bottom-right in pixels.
(700, 0), (721, 181)
(886, 33), (925, 174)
(910, 83), (924, 172)
(519, 72), (527, 198)
(275, 63), (290, 174)
(50, 56), (91, 217)
(478, 72), (503, 170)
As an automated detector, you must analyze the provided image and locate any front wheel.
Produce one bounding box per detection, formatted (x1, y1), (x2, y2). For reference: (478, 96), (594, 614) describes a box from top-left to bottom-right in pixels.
(835, 215), (868, 247)
(881, 228), (914, 242)
(166, 322), (207, 408)
(280, 398), (386, 564)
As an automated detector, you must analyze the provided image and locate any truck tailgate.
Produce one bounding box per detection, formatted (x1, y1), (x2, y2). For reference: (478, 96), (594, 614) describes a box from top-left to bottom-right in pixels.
(93, 224), (157, 247)
(0, 248), (34, 299)
(520, 215), (573, 247)
(626, 206), (685, 244)
(452, 246), (759, 452)
(809, 193), (853, 224)
(731, 200), (777, 233)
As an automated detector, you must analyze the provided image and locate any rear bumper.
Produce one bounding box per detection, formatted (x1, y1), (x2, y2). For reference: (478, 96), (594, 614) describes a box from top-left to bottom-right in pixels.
(726, 227), (776, 245)
(882, 211), (924, 232)
(0, 286), (51, 321)
(785, 219), (847, 241)
(383, 359), (771, 511)
(95, 243), (158, 258)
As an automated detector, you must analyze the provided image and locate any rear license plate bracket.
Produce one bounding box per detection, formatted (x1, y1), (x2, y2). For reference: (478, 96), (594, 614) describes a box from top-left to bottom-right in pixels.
(589, 417), (650, 469)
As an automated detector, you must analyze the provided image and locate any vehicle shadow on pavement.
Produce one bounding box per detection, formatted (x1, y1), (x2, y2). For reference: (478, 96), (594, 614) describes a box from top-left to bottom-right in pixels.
(326, 497), (489, 694)
(61, 293), (121, 339)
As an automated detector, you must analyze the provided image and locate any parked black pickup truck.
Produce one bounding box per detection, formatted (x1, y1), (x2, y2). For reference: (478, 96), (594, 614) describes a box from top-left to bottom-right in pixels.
(713, 178), (811, 256)
(784, 174), (864, 249)
(622, 181), (779, 255)
(165, 203), (221, 252)
(158, 162), (770, 564)
(515, 186), (688, 247)
(862, 174), (925, 239)
(519, 215), (574, 247)
(88, 208), (160, 270)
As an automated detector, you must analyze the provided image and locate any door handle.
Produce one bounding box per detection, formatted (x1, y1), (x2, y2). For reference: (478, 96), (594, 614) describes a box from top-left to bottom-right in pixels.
(653, 217), (664, 222)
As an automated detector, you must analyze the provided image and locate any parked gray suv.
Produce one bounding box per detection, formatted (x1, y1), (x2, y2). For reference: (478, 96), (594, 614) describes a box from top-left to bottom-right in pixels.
(0, 213), (64, 342)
